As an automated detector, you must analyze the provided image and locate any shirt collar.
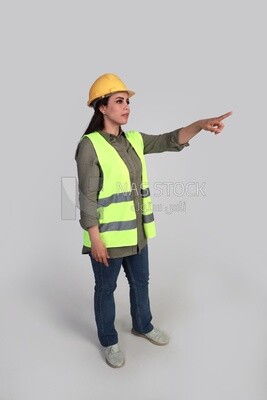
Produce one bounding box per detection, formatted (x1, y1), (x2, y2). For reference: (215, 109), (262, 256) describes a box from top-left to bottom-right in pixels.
(99, 129), (125, 142)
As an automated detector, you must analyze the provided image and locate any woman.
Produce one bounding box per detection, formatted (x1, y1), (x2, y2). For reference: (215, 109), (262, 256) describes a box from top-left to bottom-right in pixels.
(75, 73), (232, 368)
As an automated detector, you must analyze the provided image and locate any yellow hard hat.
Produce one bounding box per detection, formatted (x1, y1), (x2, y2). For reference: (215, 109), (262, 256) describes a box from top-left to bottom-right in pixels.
(87, 73), (135, 107)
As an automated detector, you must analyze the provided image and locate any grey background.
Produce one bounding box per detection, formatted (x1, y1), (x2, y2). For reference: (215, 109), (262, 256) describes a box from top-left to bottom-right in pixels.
(1, 1), (266, 399)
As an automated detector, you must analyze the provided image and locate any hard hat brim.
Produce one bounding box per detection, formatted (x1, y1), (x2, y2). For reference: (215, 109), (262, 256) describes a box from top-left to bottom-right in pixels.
(88, 90), (135, 108)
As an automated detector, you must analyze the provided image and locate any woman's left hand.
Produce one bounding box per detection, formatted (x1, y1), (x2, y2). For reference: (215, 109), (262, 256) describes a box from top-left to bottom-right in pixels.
(200, 111), (233, 134)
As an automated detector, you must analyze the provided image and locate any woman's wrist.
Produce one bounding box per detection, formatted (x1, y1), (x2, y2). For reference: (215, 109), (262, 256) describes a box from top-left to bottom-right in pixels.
(178, 121), (202, 144)
(88, 225), (101, 243)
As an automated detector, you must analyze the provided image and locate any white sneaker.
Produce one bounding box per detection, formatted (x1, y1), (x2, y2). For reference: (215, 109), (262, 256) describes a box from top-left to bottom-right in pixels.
(131, 327), (169, 346)
(104, 343), (125, 368)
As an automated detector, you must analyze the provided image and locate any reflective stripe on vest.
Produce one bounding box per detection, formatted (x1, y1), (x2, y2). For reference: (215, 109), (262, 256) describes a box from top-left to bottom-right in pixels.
(82, 131), (156, 248)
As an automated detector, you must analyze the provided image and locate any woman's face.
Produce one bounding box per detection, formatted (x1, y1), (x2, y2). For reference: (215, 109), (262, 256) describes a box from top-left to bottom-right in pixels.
(100, 92), (130, 128)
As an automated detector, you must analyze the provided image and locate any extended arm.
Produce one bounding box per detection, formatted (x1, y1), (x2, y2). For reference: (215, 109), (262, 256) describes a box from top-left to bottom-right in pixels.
(178, 111), (233, 144)
(141, 129), (189, 155)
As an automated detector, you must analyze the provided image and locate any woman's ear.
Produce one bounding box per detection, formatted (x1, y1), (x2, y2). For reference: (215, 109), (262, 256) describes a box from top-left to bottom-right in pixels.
(99, 104), (106, 115)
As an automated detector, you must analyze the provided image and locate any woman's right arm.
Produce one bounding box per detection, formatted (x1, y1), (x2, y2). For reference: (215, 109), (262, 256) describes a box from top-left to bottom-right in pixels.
(88, 225), (110, 267)
(75, 138), (110, 266)
(75, 137), (100, 230)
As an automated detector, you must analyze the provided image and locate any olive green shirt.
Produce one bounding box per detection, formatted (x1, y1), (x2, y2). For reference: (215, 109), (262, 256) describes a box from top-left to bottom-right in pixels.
(75, 128), (189, 258)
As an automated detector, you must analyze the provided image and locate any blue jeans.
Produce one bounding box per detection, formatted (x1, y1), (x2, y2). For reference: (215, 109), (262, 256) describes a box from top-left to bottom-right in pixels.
(89, 244), (154, 347)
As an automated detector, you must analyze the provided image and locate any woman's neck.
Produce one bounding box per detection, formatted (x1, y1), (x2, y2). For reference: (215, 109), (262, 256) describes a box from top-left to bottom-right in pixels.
(103, 123), (120, 136)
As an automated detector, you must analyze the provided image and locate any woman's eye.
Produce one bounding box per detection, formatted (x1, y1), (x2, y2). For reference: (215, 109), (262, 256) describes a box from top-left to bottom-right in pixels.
(116, 99), (130, 104)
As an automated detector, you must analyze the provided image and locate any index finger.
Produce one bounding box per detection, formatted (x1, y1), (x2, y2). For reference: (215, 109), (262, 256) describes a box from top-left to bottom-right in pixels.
(218, 111), (233, 121)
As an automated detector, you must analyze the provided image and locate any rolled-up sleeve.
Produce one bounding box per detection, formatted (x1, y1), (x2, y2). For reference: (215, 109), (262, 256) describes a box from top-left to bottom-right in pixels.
(75, 137), (101, 230)
(140, 128), (190, 155)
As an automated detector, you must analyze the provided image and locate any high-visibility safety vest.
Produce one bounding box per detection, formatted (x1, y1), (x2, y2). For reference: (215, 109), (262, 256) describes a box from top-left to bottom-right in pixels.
(82, 131), (156, 248)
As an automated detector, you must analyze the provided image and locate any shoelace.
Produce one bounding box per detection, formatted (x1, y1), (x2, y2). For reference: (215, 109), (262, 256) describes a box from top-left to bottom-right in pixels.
(147, 328), (160, 336)
(109, 345), (120, 354)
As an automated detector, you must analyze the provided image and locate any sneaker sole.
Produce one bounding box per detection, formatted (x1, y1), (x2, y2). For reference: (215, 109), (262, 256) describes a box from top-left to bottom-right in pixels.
(131, 328), (169, 346)
(105, 358), (125, 368)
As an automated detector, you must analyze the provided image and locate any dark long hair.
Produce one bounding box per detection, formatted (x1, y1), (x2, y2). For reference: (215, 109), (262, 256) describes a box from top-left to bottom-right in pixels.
(75, 97), (109, 159)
